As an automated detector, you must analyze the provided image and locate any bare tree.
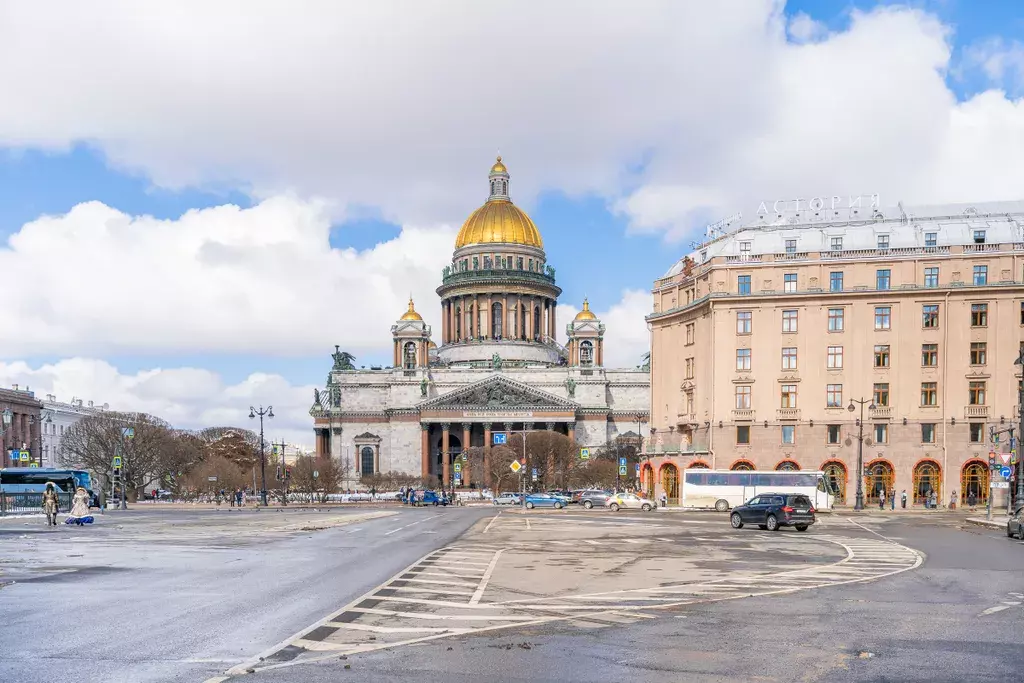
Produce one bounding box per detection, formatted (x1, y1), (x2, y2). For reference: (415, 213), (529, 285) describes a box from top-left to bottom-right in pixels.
(292, 454), (349, 503)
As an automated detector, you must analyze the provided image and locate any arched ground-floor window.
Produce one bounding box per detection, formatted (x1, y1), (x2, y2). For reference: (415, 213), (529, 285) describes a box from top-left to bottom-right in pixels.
(821, 460), (848, 505)
(776, 460), (800, 471)
(640, 464), (654, 498)
(864, 459), (894, 505)
(912, 459), (942, 505)
(660, 463), (680, 505)
(961, 460), (989, 506)
(730, 460), (755, 471)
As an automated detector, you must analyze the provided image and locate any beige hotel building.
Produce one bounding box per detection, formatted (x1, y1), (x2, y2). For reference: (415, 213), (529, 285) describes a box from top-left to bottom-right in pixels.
(645, 199), (1024, 508)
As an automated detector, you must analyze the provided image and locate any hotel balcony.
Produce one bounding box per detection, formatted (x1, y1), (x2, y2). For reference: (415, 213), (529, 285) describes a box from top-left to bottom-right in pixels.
(732, 409), (756, 421)
(870, 406), (893, 420)
(776, 408), (800, 420)
(965, 405), (990, 419)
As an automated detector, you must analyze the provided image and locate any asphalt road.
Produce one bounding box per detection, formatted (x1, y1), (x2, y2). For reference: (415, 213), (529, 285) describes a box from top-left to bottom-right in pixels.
(0, 506), (491, 683)
(236, 513), (1024, 683)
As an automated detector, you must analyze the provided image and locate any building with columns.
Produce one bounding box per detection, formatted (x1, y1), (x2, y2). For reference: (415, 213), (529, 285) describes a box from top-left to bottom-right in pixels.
(1, 385), (43, 468)
(311, 157), (650, 489)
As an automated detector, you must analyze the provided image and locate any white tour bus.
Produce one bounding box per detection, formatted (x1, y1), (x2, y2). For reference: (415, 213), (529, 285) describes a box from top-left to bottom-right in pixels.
(681, 470), (836, 511)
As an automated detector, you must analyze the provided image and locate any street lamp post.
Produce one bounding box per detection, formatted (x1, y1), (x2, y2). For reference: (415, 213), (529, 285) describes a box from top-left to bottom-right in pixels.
(249, 405), (274, 506)
(29, 410), (54, 468)
(1015, 351), (1024, 506)
(848, 398), (876, 511)
(1, 408), (13, 466)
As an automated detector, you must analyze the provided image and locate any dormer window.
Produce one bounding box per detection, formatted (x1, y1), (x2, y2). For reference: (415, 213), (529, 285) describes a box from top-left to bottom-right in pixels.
(785, 239), (797, 254)
(877, 235), (889, 250)
(973, 230), (986, 244)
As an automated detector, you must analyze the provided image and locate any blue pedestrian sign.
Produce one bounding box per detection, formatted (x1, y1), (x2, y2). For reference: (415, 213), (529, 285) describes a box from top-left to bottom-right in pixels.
(618, 457), (627, 467)
(493, 433), (507, 445)
(1000, 465), (1013, 479)
(531, 467), (538, 481)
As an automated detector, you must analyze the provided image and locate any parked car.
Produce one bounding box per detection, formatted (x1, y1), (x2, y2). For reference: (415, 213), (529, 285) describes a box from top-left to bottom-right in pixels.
(578, 490), (613, 509)
(730, 493), (815, 532)
(606, 493), (656, 512)
(412, 490), (449, 506)
(493, 493), (522, 506)
(523, 493), (565, 510)
(1007, 505), (1024, 539)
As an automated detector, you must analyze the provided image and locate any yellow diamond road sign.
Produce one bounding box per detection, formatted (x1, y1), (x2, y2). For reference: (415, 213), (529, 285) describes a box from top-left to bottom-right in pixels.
(510, 460), (522, 473)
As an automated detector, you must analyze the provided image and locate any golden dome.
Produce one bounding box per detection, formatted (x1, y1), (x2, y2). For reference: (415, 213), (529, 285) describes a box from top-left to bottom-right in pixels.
(574, 298), (597, 321)
(399, 297), (423, 321)
(455, 200), (543, 249)
(490, 155), (507, 174)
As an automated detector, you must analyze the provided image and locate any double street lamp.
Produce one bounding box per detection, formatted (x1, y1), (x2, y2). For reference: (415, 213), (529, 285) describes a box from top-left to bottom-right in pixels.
(249, 405), (274, 506)
(1015, 350), (1024, 506)
(848, 397), (876, 511)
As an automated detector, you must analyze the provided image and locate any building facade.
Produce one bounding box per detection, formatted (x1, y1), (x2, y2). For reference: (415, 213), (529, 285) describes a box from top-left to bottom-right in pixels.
(0, 385), (43, 468)
(39, 396), (109, 468)
(311, 158), (650, 488)
(647, 200), (1024, 508)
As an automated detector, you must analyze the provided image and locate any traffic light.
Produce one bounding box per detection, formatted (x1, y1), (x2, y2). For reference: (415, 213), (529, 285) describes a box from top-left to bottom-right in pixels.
(285, 466), (292, 479)
(989, 455), (997, 470)
(275, 466), (282, 481)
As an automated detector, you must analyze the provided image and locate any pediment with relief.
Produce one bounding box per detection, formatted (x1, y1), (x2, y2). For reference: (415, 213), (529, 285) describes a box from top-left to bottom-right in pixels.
(419, 375), (576, 410)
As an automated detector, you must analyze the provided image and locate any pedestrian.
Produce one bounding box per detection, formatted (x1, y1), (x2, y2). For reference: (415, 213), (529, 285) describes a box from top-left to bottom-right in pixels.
(878, 489), (885, 510)
(64, 487), (94, 526)
(949, 490), (957, 510)
(660, 492), (667, 508)
(901, 489), (907, 509)
(41, 482), (60, 527)
(890, 488), (895, 511)
(967, 490), (977, 510)
(929, 490), (937, 509)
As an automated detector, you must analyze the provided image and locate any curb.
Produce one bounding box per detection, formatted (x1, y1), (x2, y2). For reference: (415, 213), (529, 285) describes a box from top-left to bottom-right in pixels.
(965, 517), (1008, 529)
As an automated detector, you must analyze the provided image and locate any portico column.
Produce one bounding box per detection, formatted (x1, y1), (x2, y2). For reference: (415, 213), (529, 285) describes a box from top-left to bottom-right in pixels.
(545, 422), (555, 484)
(441, 423), (451, 488)
(551, 300), (557, 340)
(483, 422), (493, 488)
(525, 297), (533, 341)
(462, 424), (471, 487)
(421, 424), (430, 480)
(502, 295), (509, 339)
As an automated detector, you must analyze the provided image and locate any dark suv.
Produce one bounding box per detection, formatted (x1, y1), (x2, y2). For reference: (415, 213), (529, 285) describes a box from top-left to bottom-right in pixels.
(577, 490), (613, 509)
(730, 493), (815, 532)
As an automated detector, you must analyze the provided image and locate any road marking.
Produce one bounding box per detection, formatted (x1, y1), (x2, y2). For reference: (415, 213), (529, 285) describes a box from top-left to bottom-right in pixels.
(401, 577), (479, 588)
(391, 585), (475, 597)
(980, 605), (1011, 616)
(469, 549), (504, 605)
(483, 513), (501, 534)
(526, 517), (532, 531)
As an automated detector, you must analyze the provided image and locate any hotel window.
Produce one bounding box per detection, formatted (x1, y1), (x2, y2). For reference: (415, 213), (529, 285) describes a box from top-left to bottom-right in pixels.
(784, 273), (797, 292)
(970, 423), (985, 443)
(874, 424), (888, 444)
(830, 271), (844, 292)
(970, 342), (987, 366)
(973, 230), (986, 244)
(686, 323), (695, 345)
(874, 306), (891, 330)
(782, 347), (797, 370)
(969, 381), (987, 405)
(921, 423), (936, 444)
(781, 425), (795, 444)
(826, 384), (843, 407)
(877, 234), (890, 250)
(922, 304), (939, 328)
(736, 348), (751, 370)
(685, 358), (694, 379)
(735, 385), (752, 409)
(1021, 302), (1024, 325)
(924, 267), (938, 288)
(921, 382), (937, 406)
(876, 269), (891, 291)
(736, 425), (750, 445)
(828, 307), (844, 332)
(830, 237), (843, 251)
(785, 239), (797, 254)
(925, 232), (937, 248)
(827, 424), (841, 444)
(922, 344), (938, 366)
(873, 383), (890, 406)
(973, 265), (988, 286)
(781, 384), (798, 409)
(737, 311), (752, 334)
(827, 345), (844, 369)
(971, 303), (988, 327)
(739, 241), (751, 257)
(874, 345), (890, 368)
(738, 275), (751, 295)
(782, 309), (798, 333)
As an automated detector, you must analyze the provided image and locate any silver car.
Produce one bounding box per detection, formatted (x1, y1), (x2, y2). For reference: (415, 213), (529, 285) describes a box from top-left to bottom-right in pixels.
(606, 493), (657, 512)
(493, 493), (522, 506)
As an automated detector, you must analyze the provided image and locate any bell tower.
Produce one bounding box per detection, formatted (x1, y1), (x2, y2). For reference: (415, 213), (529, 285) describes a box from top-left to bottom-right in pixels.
(566, 299), (605, 368)
(391, 298), (431, 369)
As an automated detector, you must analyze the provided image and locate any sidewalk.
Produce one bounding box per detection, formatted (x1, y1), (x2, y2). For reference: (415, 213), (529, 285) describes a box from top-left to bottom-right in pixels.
(965, 516), (1010, 529)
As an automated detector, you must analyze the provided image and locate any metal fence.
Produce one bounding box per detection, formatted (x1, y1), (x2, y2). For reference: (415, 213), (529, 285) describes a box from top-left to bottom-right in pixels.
(0, 492), (73, 515)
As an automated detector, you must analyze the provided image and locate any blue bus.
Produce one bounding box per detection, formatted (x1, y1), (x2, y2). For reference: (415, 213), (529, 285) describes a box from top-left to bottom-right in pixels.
(0, 468), (99, 507)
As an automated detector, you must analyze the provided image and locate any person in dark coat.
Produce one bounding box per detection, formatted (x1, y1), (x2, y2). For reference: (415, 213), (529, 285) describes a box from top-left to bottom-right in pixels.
(41, 482), (60, 527)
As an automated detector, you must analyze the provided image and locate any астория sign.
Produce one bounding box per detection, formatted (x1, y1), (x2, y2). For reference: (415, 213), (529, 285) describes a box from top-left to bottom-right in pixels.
(757, 194), (880, 215)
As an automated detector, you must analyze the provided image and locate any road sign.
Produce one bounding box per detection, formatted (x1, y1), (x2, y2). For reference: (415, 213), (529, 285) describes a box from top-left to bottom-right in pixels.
(619, 457), (627, 467)
(208, 476), (217, 482)
(1013, 449), (1019, 465)
(991, 481), (1010, 489)
(618, 465), (628, 476)
(493, 433), (507, 445)
(580, 447), (590, 460)
(1000, 453), (1012, 465)
(454, 463), (462, 473)
(1001, 465), (1013, 479)
(454, 474), (462, 483)
(531, 467), (538, 481)
(461, 452), (467, 462)
(112, 455), (122, 468)
(122, 427), (135, 439)
(313, 470), (319, 479)
(510, 460), (522, 473)
(28, 463), (38, 468)
(18, 451), (29, 462)
(635, 464), (641, 474)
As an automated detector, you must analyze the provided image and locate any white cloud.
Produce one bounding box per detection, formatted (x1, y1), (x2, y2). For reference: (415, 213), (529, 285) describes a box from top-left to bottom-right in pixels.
(961, 38), (1024, 93)
(0, 197), (455, 357)
(0, 358), (316, 447)
(787, 12), (829, 44)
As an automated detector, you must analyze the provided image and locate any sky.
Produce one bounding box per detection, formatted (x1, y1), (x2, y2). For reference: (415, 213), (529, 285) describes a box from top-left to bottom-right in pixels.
(2, 0), (1024, 448)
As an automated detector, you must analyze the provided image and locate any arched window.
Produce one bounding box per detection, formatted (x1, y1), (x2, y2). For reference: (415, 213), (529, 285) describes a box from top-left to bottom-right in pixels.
(520, 304), (527, 339)
(912, 460), (941, 505)
(641, 464), (654, 498)
(822, 460), (848, 504)
(961, 460), (989, 505)
(688, 461), (710, 469)
(865, 460), (894, 505)
(580, 340), (594, 366)
(775, 460), (800, 471)
(730, 460), (755, 471)
(403, 342), (417, 369)
(492, 303), (503, 339)
(661, 464), (679, 505)
(360, 446), (375, 475)
(533, 307), (541, 340)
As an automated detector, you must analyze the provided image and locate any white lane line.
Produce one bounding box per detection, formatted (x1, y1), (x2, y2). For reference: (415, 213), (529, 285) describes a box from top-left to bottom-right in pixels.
(391, 586), (476, 597)
(427, 559), (492, 567)
(483, 513), (502, 534)
(384, 522), (418, 536)
(470, 549), (505, 605)
(401, 577), (479, 588)
(980, 605), (1011, 616)
(526, 517), (532, 531)
(414, 571), (485, 580)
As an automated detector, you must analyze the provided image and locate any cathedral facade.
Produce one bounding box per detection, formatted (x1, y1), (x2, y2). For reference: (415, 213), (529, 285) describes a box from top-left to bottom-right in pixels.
(311, 158), (650, 489)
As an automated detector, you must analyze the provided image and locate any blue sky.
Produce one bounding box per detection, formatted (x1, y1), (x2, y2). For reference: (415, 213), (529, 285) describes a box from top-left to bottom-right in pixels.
(1, 1), (1023, 444)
